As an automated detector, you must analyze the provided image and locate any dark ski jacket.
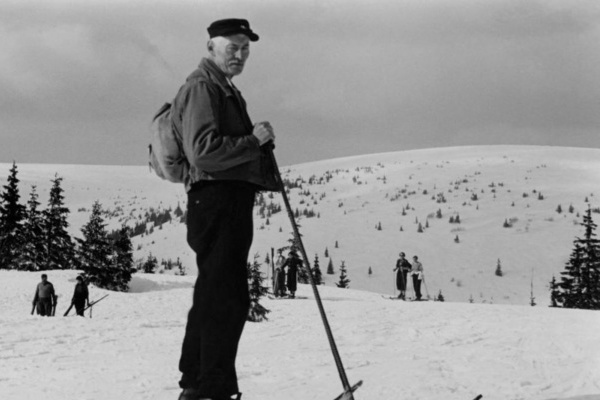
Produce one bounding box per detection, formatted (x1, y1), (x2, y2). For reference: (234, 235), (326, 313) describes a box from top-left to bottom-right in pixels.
(395, 259), (411, 290)
(283, 257), (301, 292)
(72, 282), (89, 304)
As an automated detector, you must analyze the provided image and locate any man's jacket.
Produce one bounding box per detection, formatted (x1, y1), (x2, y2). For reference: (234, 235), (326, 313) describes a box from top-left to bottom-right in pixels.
(172, 58), (278, 192)
(72, 282), (89, 303)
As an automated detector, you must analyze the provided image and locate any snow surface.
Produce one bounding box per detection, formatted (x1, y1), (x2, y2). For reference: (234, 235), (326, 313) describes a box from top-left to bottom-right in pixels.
(3, 145), (600, 305)
(1, 270), (599, 400)
(2, 146), (600, 399)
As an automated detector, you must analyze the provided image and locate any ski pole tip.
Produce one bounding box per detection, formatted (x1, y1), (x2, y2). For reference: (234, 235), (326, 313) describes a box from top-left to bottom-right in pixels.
(333, 381), (363, 400)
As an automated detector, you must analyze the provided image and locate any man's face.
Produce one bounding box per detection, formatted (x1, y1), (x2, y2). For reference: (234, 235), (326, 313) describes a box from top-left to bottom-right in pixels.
(209, 34), (251, 77)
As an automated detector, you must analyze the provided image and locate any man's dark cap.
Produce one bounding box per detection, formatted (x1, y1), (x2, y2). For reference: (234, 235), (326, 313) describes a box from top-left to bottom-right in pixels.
(208, 18), (259, 42)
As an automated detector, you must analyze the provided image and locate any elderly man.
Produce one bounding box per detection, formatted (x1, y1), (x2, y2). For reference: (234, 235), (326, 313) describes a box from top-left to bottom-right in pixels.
(32, 273), (56, 316)
(173, 19), (277, 400)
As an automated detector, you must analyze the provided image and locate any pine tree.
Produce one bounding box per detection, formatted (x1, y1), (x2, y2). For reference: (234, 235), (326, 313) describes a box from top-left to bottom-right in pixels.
(327, 258), (335, 275)
(112, 225), (135, 291)
(247, 254), (270, 322)
(142, 253), (158, 274)
(44, 175), (75, 269)
(549, 275), (560, 307)
(495, 259), (503, 277)
(552, 207), (600, 309)
(312, 254), (323, 285)
(0, 162), (27, 269)
(18, 186), (47, 271)
(436, 290), (445, 302)
(78, 201), (118, 290)
(336, 261), (350, 288)
(176, 257), (186, 276)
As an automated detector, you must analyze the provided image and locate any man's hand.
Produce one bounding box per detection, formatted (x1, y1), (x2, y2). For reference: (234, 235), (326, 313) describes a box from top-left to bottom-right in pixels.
(253, 121), (275, 146)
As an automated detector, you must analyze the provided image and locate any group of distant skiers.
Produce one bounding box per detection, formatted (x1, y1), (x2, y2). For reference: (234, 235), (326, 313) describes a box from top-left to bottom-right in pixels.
(32, 273), (89, 317)
(393, 252), (425, 300)
(272, 250), (301, 298)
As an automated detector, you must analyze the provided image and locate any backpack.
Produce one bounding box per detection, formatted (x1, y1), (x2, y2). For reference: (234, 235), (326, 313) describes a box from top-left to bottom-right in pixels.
(148, 102), (189, 183)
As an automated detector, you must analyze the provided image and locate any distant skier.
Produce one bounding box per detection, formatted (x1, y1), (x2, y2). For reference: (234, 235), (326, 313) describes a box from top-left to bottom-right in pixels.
(71, 275), (90, 316)
(393, 252), (412, 299)
(283, 249), (301, 299)
(32, 274), (56, 316)
(411, 256), (424, 300)
(273, 252), (287, 297)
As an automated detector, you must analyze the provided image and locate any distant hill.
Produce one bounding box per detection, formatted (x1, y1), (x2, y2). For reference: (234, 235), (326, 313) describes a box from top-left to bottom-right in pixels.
(3, 145), (600, 305)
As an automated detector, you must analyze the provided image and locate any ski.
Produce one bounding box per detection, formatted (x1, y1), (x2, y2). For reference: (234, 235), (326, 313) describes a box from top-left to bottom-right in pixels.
(63, 303), (74, 317)
(268, 295), (308, 300)
(382, 295), (405, 300)
(51, 295), (58, 316)
(82, 294), (109, 312)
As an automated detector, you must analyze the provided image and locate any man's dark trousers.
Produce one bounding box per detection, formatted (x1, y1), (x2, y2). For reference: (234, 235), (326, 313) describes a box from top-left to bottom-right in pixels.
(37, 298), (52, 316)
(179, 181), (255, 398)
(412, 275), (422, 300)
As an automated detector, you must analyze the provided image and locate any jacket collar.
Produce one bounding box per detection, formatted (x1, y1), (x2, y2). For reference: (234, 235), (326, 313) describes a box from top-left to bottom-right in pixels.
(189, 58), (234, 96)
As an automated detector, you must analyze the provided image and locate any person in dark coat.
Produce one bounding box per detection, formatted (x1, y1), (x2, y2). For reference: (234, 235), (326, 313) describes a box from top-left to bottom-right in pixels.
(33, 274), (56, 316)
(393, 252), (412, 299)
(71, 275), (89, 316)
(273, 253), (287, 297)
(283, 250), (300, 299)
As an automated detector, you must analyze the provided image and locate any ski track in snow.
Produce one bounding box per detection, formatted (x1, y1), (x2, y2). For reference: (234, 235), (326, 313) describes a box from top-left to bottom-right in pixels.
(1, 271), (599, 400)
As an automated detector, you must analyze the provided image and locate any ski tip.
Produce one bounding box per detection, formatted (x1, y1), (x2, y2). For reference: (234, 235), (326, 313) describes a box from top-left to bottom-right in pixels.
(473, 395), (483, 400)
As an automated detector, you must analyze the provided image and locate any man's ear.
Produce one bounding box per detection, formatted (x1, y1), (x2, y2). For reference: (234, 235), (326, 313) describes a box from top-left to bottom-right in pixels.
(207, 40), (214, 54)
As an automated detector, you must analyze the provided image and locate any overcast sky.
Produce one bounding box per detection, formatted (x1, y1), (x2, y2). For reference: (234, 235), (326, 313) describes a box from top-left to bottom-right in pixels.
(1, 0), (599, 167)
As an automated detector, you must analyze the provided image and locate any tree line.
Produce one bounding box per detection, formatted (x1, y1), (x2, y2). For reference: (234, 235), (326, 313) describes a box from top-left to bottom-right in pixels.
(0, 163), (135, 291)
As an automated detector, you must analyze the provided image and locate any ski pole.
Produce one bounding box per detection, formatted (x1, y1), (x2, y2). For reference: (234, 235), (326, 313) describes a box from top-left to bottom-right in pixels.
(422, 275), (430, 299)
(268, 148), (362, 400)
(271, 247), (275, 291)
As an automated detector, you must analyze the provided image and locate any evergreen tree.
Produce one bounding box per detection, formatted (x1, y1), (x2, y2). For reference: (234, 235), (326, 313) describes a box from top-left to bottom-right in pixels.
(436, 290), (445, 302)
(112, 225), (135, 291)
(549, 276), (560, 307)
(176, 258), (186, 276)
(78, 201), (118, 290)
(312, 254), (323, 285)
(0, 162), (27, 269)
(142, 253), (158, 274)
(552, 207), (600, 309)
(18, 186), (47, 271)
(327, 258), (335, 275)
(336, 261), (350, 288)
(44, 175), (75, 269)
(495, 259), (503, 277)
(247, 254), (270, 322)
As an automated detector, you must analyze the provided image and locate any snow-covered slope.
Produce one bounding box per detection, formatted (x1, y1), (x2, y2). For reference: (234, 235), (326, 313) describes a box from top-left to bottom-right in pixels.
(1, 270), (599, 400)
(3, 145), (600, 306)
